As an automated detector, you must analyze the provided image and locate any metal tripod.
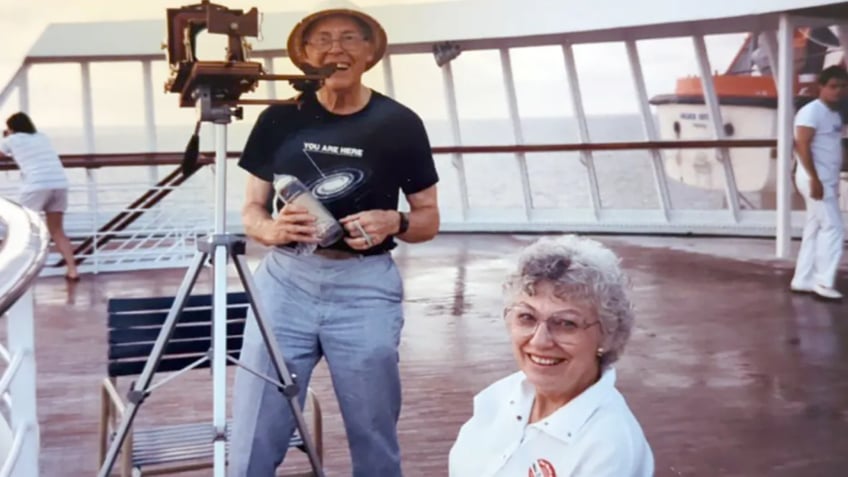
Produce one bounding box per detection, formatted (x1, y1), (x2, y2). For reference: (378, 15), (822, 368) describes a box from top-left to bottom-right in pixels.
(97, 87), (326, 477)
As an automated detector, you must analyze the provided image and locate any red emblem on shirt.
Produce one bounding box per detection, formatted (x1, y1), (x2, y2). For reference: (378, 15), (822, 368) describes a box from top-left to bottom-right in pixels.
(527, 458), (557, 477)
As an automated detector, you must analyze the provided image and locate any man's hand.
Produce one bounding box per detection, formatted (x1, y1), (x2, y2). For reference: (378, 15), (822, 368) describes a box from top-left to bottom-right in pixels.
(242, 175), (319, 247)
(810, 177), (824, 200)
(261, 204), (319, 246)
(340, 210), (400, 250)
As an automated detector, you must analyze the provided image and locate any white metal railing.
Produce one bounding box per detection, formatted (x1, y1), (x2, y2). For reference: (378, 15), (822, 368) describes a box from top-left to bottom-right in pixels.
(0, 197), (48, 477)
(0, 297), (38, 477)
(0, 168), (213, 275)
(65, 179), (211, 274)
(0, 14), (846, 271)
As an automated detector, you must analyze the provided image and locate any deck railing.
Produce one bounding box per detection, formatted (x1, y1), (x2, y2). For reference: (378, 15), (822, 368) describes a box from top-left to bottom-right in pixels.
(0, 137), (833, 275)
(0, 139), (781, 170)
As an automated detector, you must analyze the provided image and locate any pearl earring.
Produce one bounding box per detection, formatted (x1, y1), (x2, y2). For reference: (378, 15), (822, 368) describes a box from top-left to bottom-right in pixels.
(596, 347), (604, 357)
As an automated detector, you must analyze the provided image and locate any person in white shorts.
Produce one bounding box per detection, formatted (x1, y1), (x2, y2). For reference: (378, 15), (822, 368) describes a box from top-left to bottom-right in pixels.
(790, 66), (848, 300)
(1, 112), (79, 280)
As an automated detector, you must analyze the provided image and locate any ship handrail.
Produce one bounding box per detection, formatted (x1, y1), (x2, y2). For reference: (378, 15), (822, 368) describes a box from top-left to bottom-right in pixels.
(0, 139), (778, 171)
(0, 197), (49, 315)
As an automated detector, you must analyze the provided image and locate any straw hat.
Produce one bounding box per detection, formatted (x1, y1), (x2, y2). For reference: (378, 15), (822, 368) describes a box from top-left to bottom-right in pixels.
(286, 1), (387, 72)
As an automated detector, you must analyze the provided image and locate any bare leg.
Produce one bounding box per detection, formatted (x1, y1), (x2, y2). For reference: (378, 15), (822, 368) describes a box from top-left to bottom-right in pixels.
(44, 211), (79, 279)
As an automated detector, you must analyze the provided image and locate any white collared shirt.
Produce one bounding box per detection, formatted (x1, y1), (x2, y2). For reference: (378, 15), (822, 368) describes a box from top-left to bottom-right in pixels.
(449, 367), (654, 477)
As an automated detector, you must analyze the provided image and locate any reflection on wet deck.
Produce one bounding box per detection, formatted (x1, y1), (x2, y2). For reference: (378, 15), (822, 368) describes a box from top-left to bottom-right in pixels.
(22, 234), (848, 476)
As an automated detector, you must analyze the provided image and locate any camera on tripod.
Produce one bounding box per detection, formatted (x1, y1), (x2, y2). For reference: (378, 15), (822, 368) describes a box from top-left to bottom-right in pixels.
(162, 0), (346, 173)
(163, 0), (343, 121)
(97, 3), (330, 477)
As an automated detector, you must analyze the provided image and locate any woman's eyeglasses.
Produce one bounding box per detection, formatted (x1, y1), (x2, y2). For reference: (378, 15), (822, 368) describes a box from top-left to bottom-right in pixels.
(504, 305), (600, 344)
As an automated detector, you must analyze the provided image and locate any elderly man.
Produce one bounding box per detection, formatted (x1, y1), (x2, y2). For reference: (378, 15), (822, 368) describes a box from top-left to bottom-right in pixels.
(229, 3), (440, 476)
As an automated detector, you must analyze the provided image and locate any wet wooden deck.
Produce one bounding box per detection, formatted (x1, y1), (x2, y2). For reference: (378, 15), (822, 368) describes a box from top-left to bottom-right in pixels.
(23, 234), (848, 476)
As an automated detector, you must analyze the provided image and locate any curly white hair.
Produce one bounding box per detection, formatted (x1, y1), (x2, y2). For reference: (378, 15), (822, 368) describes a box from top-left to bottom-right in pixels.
(502, 235), (635, 367)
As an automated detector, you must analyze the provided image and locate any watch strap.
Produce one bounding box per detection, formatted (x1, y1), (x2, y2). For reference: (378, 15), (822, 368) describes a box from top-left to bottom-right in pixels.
(397, 211), (410, 235)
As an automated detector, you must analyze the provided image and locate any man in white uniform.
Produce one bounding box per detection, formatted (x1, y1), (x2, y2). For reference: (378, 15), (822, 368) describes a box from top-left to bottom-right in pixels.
(790, 65), (848, 300)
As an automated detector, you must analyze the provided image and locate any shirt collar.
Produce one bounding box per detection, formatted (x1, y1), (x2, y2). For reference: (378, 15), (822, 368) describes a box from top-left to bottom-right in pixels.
(513, 366), (618, 444)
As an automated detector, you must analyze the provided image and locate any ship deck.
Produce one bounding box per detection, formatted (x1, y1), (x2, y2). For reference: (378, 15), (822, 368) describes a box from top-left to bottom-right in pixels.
(23, 233), (848, 476)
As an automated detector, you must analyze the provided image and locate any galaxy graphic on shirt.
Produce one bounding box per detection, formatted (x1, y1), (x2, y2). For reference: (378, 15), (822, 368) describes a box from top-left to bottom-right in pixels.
(300, 143), (369, 202)
(308, 168), (367, 200)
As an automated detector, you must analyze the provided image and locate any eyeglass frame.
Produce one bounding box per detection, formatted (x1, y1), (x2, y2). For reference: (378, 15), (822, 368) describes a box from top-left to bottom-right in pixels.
(502, 304), (602, 343)
(304, 32), (370, 52)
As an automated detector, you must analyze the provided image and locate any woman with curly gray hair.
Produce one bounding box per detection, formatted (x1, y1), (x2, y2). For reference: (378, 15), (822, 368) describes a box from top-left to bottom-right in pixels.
(449, 235), (653, 477)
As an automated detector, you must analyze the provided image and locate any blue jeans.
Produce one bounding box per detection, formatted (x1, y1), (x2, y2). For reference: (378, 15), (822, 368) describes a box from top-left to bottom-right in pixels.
(229, 248), (405, 477)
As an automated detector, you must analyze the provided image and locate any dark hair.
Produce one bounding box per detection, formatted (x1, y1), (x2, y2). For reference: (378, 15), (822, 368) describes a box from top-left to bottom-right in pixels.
(6, 112), (37, 134)
(818, 65), (848, 85)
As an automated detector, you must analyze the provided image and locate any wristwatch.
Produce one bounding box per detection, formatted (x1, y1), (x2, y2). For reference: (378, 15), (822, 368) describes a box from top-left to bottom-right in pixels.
(397, 211), (410, 235)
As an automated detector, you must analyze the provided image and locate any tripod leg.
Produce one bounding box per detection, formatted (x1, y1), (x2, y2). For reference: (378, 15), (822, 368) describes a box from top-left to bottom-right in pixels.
(232, 254), (326, 477)
(97, 251), (208, 477)
(212, 242), (228, 477)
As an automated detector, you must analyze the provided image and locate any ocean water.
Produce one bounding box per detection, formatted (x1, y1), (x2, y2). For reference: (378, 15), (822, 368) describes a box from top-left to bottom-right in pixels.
(0, 114), (735, 208)
(2, 114), (793, 238)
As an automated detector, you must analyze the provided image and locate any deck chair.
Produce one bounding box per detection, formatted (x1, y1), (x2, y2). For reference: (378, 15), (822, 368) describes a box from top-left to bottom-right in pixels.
(99, 291), (323, 477)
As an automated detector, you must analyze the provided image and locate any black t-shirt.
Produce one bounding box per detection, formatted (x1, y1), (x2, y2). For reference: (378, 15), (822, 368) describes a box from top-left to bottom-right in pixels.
(238, 90), (438, 254)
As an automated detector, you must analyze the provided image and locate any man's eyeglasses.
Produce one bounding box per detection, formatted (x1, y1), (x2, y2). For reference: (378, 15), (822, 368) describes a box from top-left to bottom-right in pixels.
(305, 33), (367, 52)
(504, 305), (600, 344)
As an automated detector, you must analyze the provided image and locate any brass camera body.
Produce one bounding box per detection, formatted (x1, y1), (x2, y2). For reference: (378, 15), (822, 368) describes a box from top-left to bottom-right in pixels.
(163, 0), (338, 112)
(164, 1), (263, 108)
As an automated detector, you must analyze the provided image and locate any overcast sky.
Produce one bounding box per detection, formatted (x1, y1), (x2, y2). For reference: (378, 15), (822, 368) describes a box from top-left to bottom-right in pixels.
(0, 1), (439, 87)
(0, 0), (745, 129)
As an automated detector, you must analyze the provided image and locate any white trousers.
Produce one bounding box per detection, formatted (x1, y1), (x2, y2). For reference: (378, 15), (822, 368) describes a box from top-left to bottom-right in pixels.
(792, 174), (845, 289)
